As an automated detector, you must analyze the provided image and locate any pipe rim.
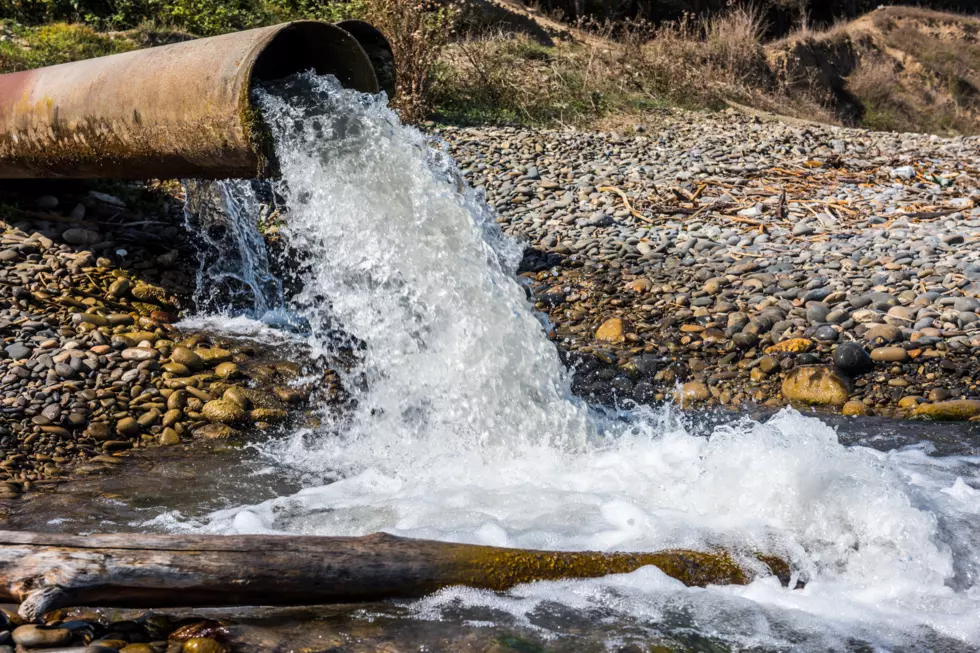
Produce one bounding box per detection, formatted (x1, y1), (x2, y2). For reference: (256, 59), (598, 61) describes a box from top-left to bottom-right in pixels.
(242, 21), (382, 177)
(336, 19), (397, 99)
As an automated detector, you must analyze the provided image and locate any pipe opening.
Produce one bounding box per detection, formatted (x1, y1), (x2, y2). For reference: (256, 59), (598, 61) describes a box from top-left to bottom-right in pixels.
(250, 22), (380, 94)
(247, 21), (381, 177)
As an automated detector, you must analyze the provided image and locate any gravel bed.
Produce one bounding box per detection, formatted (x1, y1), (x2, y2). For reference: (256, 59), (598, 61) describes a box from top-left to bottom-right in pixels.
(0, 186), (314, 498)
(439, 109), (980, 419)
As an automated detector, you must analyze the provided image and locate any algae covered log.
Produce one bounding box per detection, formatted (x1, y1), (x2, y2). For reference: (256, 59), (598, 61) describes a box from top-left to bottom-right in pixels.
(0, 531), (796, 621)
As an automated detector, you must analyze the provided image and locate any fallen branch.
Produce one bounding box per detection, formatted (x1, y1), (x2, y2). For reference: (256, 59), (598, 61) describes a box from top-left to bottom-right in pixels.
(598, 186), (654, 223)
(902, 209), (963, 220)
(0, 531), (796, 622)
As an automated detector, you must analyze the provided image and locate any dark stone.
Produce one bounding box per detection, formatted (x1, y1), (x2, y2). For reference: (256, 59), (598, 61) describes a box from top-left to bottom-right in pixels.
(4, 343), (31, 360)
(802, 288), (832, 302)
(814, 325), (839, 342)
(633, 381), (656, 403)
(633, 354), (659, 376)
(797, 353), (821, 366)
(834, 342), (874, 376)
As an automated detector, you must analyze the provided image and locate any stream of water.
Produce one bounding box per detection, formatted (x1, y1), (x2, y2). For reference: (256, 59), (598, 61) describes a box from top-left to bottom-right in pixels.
(164, 73), (980, 651)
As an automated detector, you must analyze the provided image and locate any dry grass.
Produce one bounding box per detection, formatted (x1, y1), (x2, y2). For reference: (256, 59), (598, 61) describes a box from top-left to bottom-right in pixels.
(362, 0), (460, 123)
(432, 5), (838, 127)
(820, 6), (980, 134)
(434, 29), (649, 125)
(846, 48), (979, 135)
(638, 8), (774, 108)
(4, 2), (978, 134)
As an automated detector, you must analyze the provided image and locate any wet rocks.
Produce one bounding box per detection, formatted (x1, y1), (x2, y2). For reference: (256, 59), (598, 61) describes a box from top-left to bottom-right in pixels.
(677, 381), (710, 407)
(834, 343), (874, 376)
(195, 348), (232, 366)
(0, 188), (313, 492)
(181, 638), (228, 653)
(201, 400), (246, 424)
(170, 347), (204, 371)
(842, 400), (871, 416)
(912, 400), (980, 421)
(781, 366), (851, 405)
(595, 317), (628, 343)
(12, 624), (72, 647)
(194, 423), (239, 439)
(116, 418), (141, 438)
(214, 362), (240, 379)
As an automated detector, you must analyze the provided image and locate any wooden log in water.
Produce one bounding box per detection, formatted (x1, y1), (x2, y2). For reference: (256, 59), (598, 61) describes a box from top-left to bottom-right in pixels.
(0, 530), (794, 621)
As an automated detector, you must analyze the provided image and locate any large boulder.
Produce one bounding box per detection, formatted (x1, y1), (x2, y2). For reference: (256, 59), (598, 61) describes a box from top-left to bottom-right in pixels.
(781, 366), (850, 406)
(912, 400), (980, 421)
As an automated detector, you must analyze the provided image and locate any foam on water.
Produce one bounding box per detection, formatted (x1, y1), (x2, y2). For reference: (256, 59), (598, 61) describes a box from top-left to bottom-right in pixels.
(174, 314), (305, 346)
(170, 73), (980, 650)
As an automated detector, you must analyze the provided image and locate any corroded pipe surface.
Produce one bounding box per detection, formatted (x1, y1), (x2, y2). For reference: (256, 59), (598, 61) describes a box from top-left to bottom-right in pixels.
(0, 21), (392, 179)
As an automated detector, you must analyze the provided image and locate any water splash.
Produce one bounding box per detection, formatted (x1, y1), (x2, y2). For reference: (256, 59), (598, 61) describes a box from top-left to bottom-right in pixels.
(182, 178), (284, 319)
(171, 73), (980, 650)
(253, 73), (595, 474)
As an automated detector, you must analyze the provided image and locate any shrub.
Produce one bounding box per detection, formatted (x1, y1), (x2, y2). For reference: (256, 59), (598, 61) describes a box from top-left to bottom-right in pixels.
(846, 53), (976, 135)
(433, 32), (619, 125)
(362, 0), (459, 123)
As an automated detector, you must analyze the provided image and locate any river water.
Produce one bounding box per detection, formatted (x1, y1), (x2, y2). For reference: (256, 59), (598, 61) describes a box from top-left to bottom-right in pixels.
(75, 74), (980, 650)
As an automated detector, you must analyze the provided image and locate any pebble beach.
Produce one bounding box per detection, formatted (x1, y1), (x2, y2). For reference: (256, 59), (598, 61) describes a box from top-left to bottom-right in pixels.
(440, 109), (980, 420)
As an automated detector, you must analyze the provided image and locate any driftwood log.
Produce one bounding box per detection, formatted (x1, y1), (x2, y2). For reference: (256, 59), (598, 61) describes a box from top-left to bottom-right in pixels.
(0, 531), (795, 621)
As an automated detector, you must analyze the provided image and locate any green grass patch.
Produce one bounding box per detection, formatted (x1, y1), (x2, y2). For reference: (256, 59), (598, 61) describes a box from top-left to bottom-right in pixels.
(3, 0), (366, 35)
(0, 21), (137, 72)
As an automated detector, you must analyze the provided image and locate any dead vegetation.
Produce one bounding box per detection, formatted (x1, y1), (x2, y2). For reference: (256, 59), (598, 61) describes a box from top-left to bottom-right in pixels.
(434, 5), (834, 127)
(434, 4), (980, 135)
(362, 0), (460, 123)
(762, 6), (980, 135)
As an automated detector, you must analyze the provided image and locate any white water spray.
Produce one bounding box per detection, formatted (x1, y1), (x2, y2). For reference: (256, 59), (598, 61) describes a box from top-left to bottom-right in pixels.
(182, 179), (284, 319)
(172, 73), (980, 651)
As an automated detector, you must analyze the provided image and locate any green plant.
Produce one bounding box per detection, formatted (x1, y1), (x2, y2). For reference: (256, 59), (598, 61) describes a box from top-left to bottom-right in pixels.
(0, 21), (136, 72)
(0, 0), (368, 34)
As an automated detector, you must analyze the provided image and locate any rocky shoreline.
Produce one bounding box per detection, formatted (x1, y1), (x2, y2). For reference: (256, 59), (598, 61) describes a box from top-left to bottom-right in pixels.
(2, 108), (980, 506)
(0, 185), (323, 499)
(0, 107), (978, 651)
(439, 109), (980, 420)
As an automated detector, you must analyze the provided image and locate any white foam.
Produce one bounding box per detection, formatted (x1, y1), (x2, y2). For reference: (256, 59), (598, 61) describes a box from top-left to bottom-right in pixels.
(177, 406), (980, 648)
(174, 314), (305, 345)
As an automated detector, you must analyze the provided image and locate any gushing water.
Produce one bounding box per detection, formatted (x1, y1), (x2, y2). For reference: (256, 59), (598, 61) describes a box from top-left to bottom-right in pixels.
(172, 73), (980, 651)
(182, 178), (284, 319)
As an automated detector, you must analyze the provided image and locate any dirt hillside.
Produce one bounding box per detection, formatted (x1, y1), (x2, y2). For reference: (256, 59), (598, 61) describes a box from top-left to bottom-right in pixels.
(768, 7), (980, 134)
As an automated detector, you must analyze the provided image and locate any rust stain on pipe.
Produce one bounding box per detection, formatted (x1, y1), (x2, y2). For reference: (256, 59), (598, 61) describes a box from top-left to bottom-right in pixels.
(0, 21), (393, 180)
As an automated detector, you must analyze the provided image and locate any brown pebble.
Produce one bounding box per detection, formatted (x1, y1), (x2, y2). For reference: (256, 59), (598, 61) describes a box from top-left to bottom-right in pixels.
(159, 428), (181, 445)
(870, 347), (908, 363)
(115, 417), (140, 437)
(842, 400), (870, 416)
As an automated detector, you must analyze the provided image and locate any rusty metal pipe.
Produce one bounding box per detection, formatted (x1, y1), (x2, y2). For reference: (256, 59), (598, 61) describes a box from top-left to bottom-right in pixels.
(0, 21), (394, 180)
